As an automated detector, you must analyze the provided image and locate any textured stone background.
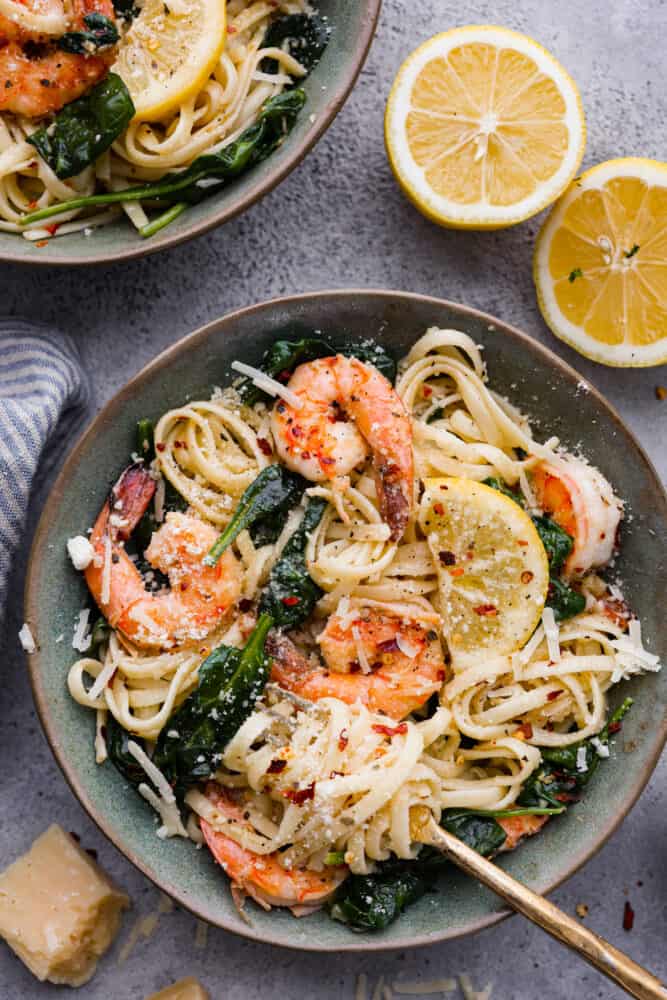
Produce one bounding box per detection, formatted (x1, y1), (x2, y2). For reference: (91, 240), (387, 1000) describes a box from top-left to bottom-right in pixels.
(1, 1), (665, 997)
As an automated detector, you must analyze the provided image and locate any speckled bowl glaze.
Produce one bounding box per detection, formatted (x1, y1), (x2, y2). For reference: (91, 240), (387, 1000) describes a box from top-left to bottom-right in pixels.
(0, 1), (380, 267)
(26, 291), (667, 952)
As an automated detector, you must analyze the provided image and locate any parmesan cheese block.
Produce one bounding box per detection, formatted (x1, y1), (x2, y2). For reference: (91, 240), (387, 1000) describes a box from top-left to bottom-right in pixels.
(0, 825), (129, 986)
(146, 977), (211, 1000)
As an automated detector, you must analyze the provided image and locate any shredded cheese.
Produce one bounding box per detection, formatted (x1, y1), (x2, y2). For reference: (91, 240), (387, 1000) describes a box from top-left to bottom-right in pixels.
(352, 625), (372, 674)
(396, 634), (420, 659)
(18, 623), (36, 653)
(154, 476), (166, 524)
(72, 608), (92, 653)
(101, 535), (112, 606)
(576, 745), (588, 772)
(542, 607), (560, 663)
(127, 740), (187, 839)
(87, 659), (117, 702)
(590, 737), (610, 759)
(231, 360), (303, 409)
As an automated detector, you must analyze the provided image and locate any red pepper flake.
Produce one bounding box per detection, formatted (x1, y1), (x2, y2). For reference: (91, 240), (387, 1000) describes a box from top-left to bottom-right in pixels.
(45, 223), (60, 236)
(547, 689), (562, 701)
(437, 669), (446, 682)
(34, 240), (48, 248)
(372, 722), (408, 739)
(156, 442), (166, 452)
(256, 437), (272, 456)
(376, 637), (399, 654)
(623, 900), (635, 931)
(449, 566), (465, 577)
(521, 571), (534, 584)
(517, 540), (528, 547)
(516, 722), (533, 739)
(473, 604), (498, 617)
(320, 456), (335, 466)
(433, 502), (444, 515)
(422, 385), (433, 397)
(608, 720), (622, 734)
(227, 24), (237, 33)
(267, 758), (287, 774)
(282, 783), (315, 805)
(281, 596), (300, 607)
(438, 550), (456, 565)
(338, 729), (349, 751)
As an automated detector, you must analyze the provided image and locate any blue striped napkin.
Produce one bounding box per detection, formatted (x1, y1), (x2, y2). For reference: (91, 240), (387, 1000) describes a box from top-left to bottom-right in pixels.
(0, 321), (89, 618)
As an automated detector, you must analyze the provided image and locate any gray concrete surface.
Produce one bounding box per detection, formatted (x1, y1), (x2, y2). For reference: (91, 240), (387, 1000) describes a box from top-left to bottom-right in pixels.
(1, 0), (665, 997)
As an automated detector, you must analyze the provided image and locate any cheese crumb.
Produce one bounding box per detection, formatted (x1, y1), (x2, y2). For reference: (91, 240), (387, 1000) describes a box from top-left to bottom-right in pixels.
(67, 535), (95, 571)
(18, 623), (36, 653)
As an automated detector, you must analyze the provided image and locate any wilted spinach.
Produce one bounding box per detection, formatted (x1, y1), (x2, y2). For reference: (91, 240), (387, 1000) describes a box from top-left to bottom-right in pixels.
(58, 13), (119, 54)
(153, 614), (273, 798)
(205, 465), (306, 565)
(262, 12), (330, 74)
(259, 497), (326, 628)
(27, 73), (134, 180)
(105, 716), (147, 789)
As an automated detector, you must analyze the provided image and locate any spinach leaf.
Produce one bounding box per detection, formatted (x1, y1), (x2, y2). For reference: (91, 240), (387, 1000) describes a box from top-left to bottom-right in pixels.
(153, 614), (273, 797)
(262, 12), (330, 74)
(519, 698), (632, 809)
(136, 418), (155, 462)
(105, 716), (146, 789)
(112, 0), (138, 20)
(58, 12), (119, 54)
(532, 515), (573, 574)
(440, 809), (507, 856)
(89, 615), (110, 657)
(205, 465), (306, 566)
(27, 73), (134, 180)
(483, 476), (525, 507)
(259, 497), (326, 628)
(329, 861), (432, 932)
(237, 335), (396, 406)
(546, 576), (586, 622)
(24, 89), (305, 223)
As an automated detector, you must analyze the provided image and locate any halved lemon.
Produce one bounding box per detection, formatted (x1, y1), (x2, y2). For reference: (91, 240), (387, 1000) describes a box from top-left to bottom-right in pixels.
(113, 0), (226, 121)
(534, 158), (667, 367)
(385, 25), (586, 229)
(419, 478), (549, 662)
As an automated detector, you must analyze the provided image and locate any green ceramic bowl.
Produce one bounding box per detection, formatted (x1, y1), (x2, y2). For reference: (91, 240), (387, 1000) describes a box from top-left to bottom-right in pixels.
(25, 290), (667, 951)
(0, 2), (380, 267)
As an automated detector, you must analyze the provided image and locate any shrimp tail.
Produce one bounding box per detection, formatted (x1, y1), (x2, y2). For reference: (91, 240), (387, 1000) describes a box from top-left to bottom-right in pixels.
(108, 463), (156, 541)
(377, 461), (411, 542)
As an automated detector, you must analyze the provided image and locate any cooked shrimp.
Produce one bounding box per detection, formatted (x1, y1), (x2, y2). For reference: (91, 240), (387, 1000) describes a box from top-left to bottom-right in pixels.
(270, 356), (414, 541)
(200, 784), (347, 916)
(85, 464), (242, 650)
(0, 0), (117, 117)
(497, 813), (548, 852)
(531, 457), (622, 577)
(268, 606), (445, 720)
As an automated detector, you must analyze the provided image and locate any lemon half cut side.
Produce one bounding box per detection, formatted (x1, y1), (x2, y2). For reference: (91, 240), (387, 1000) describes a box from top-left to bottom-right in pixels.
(534, 157), (667, 367)
(385, 25), (586, 230)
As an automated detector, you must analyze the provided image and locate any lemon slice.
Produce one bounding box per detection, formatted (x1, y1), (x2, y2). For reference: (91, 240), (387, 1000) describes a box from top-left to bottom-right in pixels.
(385, 25), (586, 229)
(534, 158), (667, 367)
(419, 478), (549, 661)
(113, 0), (226, 121)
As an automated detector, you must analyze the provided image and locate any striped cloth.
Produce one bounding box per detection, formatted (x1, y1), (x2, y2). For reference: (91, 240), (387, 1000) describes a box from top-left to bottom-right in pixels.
(0, 321), (89, 617)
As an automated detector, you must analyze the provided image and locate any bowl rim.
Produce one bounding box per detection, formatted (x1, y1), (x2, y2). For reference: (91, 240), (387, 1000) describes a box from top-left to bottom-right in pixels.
(1, 1), (382, 268)
(25, 289), (667, 952)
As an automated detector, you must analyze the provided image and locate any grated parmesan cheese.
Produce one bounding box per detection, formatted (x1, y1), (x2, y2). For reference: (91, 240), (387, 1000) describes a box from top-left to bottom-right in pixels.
(127, 741), (187, 839)
(576, 745), (589, 772)
(542, 607), (560, 663)
(101, 535), (112, 606)
(590, 737), (610, 759)
(72, 609), (92, 653)
(352, 625), (372, 674)
(230, 361), (303, 409)
(87, 659), (117, 702)
(396, 634), (420, 659)
(67, 535), (95, 570)
(154, 476), (166, 524)
(18, 623), (36, 653)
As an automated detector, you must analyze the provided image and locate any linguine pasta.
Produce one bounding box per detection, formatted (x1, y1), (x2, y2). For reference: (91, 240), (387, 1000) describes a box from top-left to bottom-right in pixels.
(67, 326), (660, 908)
